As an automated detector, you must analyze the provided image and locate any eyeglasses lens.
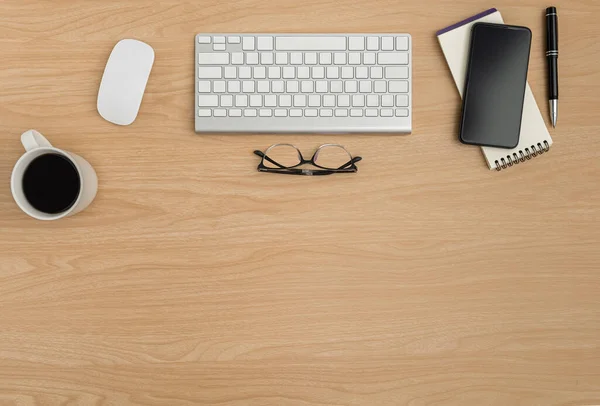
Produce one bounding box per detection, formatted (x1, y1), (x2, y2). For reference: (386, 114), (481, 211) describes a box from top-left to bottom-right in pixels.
(314, 145), (353, 169)
(263, 145), (302, 168)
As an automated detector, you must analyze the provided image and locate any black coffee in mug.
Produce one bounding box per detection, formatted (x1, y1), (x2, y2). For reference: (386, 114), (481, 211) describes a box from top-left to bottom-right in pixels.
(22, 153), (81, 214)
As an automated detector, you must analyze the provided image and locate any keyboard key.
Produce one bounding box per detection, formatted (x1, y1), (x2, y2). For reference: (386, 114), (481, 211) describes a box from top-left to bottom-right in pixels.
(213, 81), (226, 92)
(338, 94), (350, 107)
(371, 66), (383, 79)
(385, 66), (409, 79)
(294, 94), (307, 107)
(350, 109), (363, 117)
(280, 94), (292, 107)
(349, 37), (365, 51)
(308, 94), (321, 107)
(198, 81), (211, 93)
(261, 52), (274, 65)
(257, 81), (270, 92)
(282, 66), (295, 79)
(379, 52), (409, 65)
(247, 53), (259, 64)
(312, 66), (325, 79)
(301, 81), (314, 93)
(213, 36), (226, 44)
(275, 36), (346, 51)
(396, 108), (409, 117)
(367, 94), (379, 107)
(232, 52), (244, 65)
(287, 81), (299, 93)
(305, 109), (318, 117)
(253, 66), (266, 78)
(242, 81), (255, 92)
(272, 81), (285, 93)
(363, 53), (376, 65)
(297, 67), (310, 79)
(365, 109), (378, 117)
(359, 80), (372, 93)
(323, 95), (336, 107)
(348, 53), (361, 65)
(250, 95), (262, 106)
(389, 80), (409, 93)
(352, 94), (365, 107)
(381, 109), (393, 117)
(334, 53), (347, 65)
(221, 95), (233, 107)
(374, 80), (387, 93)
(228, 80), (241, 92)
(213, 43), (226, 51)
(242, 37), (255, 50)
(396, 94), (409, 106)
(382, 95), (394, 107)
(305, 52), (317, 64)
(224, 66), (237, 79)
(345, 80), (357, 93)
(381, 36), (394, 51)
(326, 66), (339, 79)
(198, 67), (221, 78)
(341, 67), (354, 79)
(396, 36), (409, 51)
(229, 109), (242, 117)
(290, 109), (303, 117)
(239, 66), (252, 79)
(228, 36), (241, 44)
(264, 95), (277, 107)
(315, 81), (328, 93)
(259, 109), (273, 117)
(244, 109), (257, 117)
(320, 53), (332, 64)
(275, 52), (288, 64)
(198, 36), (211, 44)
(258, 36), (274, 50)
(275, 109), (288, 117)
(320, 109), (333, 117)
(330, 81), (343, 93)
(290, 52), (303, 64)
(356, 67), (368, 79)
(335, 109), (348, 117)
(268, 66), (281, 78)
(198, 109), (212, 116)
(214, 109), (227, 117)
(367, 36), (379, 51)
(236, 94), (248, 107)
(198, 53), (229, 65)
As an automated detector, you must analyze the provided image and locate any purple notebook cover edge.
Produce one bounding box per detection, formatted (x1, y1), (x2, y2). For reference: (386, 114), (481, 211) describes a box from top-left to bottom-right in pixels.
(436, 8), (498, 36)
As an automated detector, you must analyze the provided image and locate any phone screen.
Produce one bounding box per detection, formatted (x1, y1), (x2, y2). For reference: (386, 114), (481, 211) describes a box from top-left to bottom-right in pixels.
(460, 23), (532, 149)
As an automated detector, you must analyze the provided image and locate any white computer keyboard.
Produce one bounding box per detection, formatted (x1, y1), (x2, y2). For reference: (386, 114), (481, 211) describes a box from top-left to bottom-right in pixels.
(195, 34), (412, 133)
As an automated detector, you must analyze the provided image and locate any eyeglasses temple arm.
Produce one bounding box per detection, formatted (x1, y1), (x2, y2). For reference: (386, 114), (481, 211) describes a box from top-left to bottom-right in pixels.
(254, 150), (288, 169)
(337, 156), (363, 170)
(260, 168), (335, 176)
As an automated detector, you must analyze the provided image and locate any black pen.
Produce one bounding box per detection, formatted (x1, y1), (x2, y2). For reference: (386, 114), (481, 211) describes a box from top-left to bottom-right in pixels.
(546, 6), (559, 127)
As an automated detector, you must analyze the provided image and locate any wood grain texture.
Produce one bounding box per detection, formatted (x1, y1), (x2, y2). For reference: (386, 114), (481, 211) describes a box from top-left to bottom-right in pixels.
(1, 0), (599, 405)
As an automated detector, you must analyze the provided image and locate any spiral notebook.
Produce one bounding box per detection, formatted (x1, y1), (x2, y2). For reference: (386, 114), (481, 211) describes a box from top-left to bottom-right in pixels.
(437, 8), (553, 171)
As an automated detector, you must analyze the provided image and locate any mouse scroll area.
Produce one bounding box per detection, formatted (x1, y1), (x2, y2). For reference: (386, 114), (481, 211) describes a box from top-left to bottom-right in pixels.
(97, 39), (155, 126)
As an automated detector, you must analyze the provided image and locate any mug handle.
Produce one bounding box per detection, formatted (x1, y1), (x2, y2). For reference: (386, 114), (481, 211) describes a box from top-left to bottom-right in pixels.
(21, 130), (52, 152)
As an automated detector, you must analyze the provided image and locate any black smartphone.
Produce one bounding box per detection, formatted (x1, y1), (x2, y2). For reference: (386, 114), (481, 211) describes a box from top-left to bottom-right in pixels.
(459, 23), (532, 149)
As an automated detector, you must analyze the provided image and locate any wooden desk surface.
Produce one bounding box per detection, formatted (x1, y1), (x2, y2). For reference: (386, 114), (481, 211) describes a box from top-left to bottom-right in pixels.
(1, 1), (599, 405)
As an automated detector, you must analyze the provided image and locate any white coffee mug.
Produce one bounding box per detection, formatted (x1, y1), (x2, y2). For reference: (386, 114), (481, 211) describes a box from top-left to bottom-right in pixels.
(11, 130), (98, 220)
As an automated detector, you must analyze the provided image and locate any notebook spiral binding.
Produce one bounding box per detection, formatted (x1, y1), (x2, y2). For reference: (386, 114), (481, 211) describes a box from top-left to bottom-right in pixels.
(494, 140), (551, 171)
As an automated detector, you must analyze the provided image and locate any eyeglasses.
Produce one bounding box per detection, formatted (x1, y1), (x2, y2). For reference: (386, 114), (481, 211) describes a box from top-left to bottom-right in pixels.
(254, 144), (362, 176)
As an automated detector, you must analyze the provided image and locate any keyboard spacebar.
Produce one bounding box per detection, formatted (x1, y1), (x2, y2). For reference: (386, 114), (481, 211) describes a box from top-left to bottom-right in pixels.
(275, 37), (347, 51)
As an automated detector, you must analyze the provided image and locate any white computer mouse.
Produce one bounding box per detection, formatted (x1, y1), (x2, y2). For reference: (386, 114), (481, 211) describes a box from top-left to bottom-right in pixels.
(97, 39), (155, 126)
